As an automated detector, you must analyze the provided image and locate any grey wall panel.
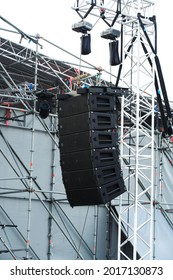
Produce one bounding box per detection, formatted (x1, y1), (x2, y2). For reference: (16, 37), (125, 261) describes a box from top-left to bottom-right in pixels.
(50, 204), (110, 260)
(1, 113), (173, 260)
(155, 210), (173, 259)
(0, 124), (65, 199)
(0, 115), (114, 260)
(0, 196), (112, 260)
(0, 197), (35, 260)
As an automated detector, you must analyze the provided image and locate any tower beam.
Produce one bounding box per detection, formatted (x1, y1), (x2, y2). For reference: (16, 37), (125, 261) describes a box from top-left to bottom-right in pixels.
(72, 0), (156, 259)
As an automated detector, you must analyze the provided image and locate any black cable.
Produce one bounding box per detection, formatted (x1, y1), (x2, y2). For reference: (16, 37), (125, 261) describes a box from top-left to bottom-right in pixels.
(138, 13), (172, 133)
(153, 15), (157, 54)
(75, 2), (96, 20)
(111, 0), (121, 26)
(115, 33), (137, 87)
(154, 56), (172, 119)
(111, 12), (120, 27)
(117, 0), (121, 13)
(140, 39), (168, 133)
(138, 14), (156, 54)
(84, 4), (95, 19)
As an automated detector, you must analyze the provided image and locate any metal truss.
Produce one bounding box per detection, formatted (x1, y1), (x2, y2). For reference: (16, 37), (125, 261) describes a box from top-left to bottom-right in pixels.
(0, 35), (111, 133)
(72, 0), (156, 260)
(72, 0), (155, 23)
(0, 36), (111, 101)
(117, 2), (155, 260)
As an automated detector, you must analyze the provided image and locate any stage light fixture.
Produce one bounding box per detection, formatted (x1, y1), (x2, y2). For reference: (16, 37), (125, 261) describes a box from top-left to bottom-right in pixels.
(101, 28), (120, 40)
(38, 100), (50, 119)
(100, 28), (121, 66)
(72, 21), (93, 33)
(36, 90), (54, 119)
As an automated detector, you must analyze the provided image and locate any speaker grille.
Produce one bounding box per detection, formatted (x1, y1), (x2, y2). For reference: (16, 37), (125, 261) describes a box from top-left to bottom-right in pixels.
(58, 93), (115, 118)
(60, 148), (119, 171)
(66, 178), (126, 206)
(58, 87), (126, 206)
(59, 130), (118, 153)
(59, 112), (117, 135)
(62, 163), (122, 189)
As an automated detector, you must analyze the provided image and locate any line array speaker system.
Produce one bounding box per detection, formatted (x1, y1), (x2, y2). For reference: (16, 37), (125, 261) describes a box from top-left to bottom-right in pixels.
(58, 86), (126, 207)
(59, 112), (117, 135)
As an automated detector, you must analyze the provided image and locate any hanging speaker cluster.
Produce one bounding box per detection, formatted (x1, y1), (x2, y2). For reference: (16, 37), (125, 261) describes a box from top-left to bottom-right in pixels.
(72, 21), (92, 55)
(58, 86), (126, 207)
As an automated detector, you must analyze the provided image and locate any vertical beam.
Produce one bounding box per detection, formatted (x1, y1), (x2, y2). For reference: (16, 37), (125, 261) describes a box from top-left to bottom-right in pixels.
(47, 116), (58, 260)
(118, 0), (155, 260)
(93, 205), (99, 260)
(26, 102), (36, 259)
(133, 19), (141, 260)
(34, 35), (39, 91)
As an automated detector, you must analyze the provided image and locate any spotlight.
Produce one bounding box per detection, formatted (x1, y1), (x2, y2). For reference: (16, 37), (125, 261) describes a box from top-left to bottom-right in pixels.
(36, 90), (54, 119)
(38, 100), (50, 119)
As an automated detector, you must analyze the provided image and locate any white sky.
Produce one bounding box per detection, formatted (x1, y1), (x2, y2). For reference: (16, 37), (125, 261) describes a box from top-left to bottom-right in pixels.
(0, 1), (172, 101)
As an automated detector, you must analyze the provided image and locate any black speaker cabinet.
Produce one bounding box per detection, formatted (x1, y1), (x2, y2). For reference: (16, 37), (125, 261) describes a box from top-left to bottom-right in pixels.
(58, 93), (115, 118)
(59, 130), (118, 153)
(66, 178), (126, 206)
(59, 112), (117, 135)
(62, 163), (122, 189)
(58, 88), (126, 207)
(60, 148), (119, 171)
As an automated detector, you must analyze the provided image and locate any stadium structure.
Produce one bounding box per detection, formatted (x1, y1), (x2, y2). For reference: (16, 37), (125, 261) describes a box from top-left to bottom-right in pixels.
(0, 0), (173, 260)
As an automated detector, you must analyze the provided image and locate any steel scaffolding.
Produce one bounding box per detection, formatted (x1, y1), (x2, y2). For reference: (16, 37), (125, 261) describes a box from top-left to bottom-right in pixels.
(0, 1), (173, 260)
(117, 1), (155, 260)
(0, 16), (116, 260)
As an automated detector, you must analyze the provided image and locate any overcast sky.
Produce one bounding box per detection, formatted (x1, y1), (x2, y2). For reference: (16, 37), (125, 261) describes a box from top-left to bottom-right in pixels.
(0, 1), (172, 101)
